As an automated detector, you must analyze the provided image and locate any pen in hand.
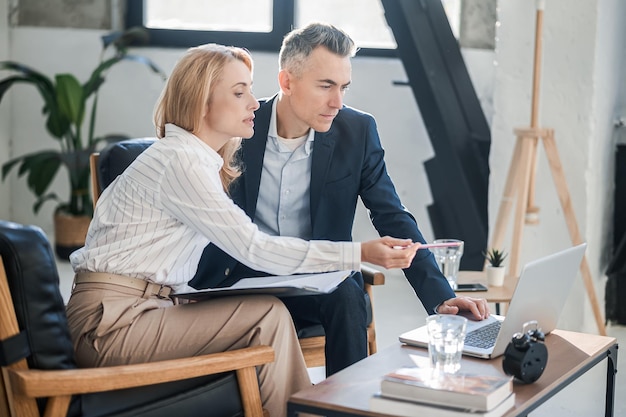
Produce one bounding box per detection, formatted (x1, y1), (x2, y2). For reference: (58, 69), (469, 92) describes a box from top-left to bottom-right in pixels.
(393, 241), (463, 250)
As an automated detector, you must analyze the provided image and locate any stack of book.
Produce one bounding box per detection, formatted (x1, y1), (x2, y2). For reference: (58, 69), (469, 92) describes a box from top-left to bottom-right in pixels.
(370, 367), (515, 417)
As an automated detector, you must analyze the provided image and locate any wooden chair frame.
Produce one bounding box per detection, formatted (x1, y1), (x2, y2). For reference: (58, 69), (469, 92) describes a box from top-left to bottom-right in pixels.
(0, 256), (273, 417)
(89, 150), (384, 369)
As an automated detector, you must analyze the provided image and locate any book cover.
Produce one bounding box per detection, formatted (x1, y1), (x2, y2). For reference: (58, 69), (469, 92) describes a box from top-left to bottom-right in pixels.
(370, 392), (516, 417)
(381, 367), (513, 411)
(173, 270), (352, 301)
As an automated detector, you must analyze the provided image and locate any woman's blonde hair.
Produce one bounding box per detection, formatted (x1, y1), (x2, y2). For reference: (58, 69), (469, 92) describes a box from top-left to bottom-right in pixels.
(153, 44), (254, 191)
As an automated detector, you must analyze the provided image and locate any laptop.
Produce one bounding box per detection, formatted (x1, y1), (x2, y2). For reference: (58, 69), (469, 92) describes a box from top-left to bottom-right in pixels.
(399, 243), (587, 359)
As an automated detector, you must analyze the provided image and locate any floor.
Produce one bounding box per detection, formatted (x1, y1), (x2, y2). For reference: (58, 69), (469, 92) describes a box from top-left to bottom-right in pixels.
(56, 260), (624, 416)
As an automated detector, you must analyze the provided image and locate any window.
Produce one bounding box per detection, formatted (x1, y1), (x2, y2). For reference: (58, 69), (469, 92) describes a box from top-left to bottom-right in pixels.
(293, 0), (395, 50)
(126, 0), (292, 52)
(127, 0), (462, 57)
(145, 0), (274, 32)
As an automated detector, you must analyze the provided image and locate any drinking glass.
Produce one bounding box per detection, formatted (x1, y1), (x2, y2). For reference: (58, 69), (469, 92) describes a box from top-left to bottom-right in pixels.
(426, 314), (468, 374)
(432, 239), (464, 290)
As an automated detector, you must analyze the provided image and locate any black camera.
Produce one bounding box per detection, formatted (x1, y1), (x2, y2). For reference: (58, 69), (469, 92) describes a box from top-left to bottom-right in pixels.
(502, 320), (548, 384)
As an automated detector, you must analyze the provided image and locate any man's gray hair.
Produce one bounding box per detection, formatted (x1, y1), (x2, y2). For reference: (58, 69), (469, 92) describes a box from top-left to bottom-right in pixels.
(279, 22), (357, 76)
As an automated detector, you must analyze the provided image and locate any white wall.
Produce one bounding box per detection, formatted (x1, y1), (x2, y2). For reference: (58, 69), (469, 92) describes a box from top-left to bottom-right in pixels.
(0, 0), (10, 220)
(491, 0), (626, 333)
(2, 0), (624, 334)
(593, 0), (626, 261)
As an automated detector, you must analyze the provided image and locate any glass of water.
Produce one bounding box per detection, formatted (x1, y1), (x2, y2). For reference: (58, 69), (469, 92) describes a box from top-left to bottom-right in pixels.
(431, 239), (464, 290)
(426, 314), (468, 374)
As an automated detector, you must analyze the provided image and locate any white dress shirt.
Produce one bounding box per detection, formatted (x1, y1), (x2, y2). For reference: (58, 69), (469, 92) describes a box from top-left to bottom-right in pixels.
(255, 99), (315, 239)
(70, 124), (360, 293)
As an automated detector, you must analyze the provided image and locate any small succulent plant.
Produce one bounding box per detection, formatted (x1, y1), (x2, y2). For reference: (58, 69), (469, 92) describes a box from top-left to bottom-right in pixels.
(484, 248), (507, 267)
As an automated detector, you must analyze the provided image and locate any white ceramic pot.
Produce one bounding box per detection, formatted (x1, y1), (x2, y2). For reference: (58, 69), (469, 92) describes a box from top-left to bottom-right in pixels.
(487, 265), (506, 287)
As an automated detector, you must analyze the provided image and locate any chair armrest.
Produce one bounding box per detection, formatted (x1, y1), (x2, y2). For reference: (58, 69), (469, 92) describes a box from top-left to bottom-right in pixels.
(8, 345), (274, 397)
(89, 152), (101, 210)
(360, 264), (385, 286)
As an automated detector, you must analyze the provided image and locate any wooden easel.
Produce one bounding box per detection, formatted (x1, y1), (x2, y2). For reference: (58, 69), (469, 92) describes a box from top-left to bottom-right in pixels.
(488, 1), (606, 335)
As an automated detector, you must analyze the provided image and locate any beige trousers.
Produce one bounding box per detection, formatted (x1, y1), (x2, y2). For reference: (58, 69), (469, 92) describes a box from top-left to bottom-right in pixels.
(65, 282), (311, 417)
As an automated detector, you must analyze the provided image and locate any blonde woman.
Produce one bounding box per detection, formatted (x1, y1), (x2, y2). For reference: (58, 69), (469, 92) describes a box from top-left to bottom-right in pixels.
(66, 44), (418, 417)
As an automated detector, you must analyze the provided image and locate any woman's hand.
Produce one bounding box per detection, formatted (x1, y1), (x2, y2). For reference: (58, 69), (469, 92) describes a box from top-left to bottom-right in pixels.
(361, 237), (419, 269)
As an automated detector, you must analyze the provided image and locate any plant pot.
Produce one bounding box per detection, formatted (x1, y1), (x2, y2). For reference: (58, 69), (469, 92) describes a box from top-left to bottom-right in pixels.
(54, 212), (91, 260)
(487, 265), (506, 287)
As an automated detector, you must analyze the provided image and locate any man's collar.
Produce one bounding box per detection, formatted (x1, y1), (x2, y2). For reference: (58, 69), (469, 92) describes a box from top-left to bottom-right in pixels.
(269, 96), (315, 154)
(268, 98), (279, 139)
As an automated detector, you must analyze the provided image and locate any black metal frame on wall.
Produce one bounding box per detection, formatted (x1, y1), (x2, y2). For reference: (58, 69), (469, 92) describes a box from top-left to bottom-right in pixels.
(382, 0), (491, 270)
(606, 143), (626, 324)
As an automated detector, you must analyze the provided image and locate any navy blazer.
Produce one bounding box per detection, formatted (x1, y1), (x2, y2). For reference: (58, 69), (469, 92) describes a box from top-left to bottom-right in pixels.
(191, 96), (455, 312)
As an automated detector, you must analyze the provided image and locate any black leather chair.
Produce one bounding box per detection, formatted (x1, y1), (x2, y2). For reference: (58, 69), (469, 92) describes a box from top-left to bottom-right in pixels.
(0, 220), (273, 417)
(91, 138), (384, 368)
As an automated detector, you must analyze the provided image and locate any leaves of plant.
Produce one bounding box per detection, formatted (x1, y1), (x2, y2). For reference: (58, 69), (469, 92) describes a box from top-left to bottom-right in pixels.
(56, 74), (85, 127)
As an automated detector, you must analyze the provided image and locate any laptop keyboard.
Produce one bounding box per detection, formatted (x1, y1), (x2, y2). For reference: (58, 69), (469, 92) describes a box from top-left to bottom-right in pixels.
(465, 321), (502, 349)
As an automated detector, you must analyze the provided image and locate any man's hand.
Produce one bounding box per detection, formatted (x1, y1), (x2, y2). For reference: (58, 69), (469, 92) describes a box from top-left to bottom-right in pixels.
(437, 296), (490, 320)
(361, 236), (419, 269)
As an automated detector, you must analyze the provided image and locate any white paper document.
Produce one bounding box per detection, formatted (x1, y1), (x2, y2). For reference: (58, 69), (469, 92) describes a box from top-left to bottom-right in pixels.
(173, 270), (353, 301)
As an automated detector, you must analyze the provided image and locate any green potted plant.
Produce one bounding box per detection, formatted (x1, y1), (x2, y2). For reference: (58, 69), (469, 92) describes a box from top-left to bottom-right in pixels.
(484, 248), (507, 286)
(1, 27), (165, 258)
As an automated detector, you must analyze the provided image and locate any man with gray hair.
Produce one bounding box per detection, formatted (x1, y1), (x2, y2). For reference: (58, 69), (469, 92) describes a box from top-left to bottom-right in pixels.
(192, 22), (489, 376)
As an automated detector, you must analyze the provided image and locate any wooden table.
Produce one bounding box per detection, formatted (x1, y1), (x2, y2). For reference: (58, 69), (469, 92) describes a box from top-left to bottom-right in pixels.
(288, 329), (618, 417)
(456, 270), (517, 314)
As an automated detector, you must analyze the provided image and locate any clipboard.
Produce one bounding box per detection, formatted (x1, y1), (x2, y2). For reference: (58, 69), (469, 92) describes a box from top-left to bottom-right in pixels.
(173, 270), (353, 302)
